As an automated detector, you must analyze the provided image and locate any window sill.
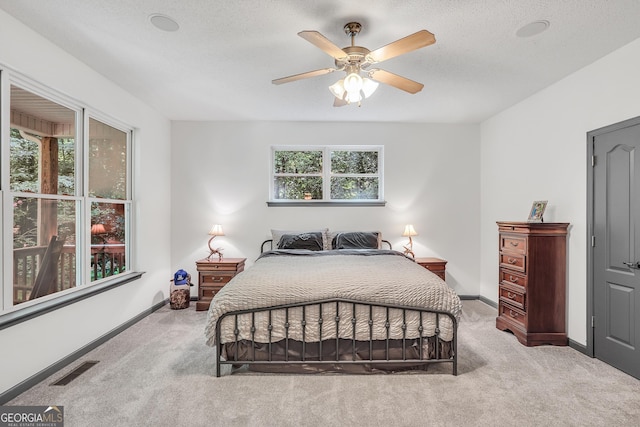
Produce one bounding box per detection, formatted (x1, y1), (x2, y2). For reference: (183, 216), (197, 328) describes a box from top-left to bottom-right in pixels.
(0, 271), (144, 331)
(267, 201), (386, 207)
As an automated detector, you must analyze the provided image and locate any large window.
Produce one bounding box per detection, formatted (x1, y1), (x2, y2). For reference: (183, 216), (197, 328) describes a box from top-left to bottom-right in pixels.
(3, 79), (133, 311)
(270, 146), (383, 203)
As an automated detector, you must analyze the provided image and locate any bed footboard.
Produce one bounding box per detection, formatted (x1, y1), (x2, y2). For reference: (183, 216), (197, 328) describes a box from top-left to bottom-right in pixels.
(214, 298), (458, 376)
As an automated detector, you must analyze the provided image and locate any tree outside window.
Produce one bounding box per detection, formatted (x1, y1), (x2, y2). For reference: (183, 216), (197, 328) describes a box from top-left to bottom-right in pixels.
(271, 146), (383, 202)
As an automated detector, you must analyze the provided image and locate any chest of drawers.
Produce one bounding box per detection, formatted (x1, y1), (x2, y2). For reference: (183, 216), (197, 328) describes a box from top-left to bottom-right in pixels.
(495, 221), (569, 346)
(195, 258), (245, 311)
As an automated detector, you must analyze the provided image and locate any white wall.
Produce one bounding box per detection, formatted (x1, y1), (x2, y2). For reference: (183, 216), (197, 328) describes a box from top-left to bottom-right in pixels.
(0, 10), (172, 395)
(170, 121), (480, 297)
(480, 37), (640, 346)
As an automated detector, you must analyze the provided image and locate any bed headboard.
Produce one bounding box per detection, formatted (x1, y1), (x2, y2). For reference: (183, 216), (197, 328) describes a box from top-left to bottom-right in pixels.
(261, 239), (393, 253)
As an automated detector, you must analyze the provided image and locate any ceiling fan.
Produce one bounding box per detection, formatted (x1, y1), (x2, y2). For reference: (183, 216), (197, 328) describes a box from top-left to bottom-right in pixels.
(272, 22), (436, 107)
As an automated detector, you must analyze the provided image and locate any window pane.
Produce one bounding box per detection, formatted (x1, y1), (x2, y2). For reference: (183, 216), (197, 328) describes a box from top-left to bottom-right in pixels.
(10, 85), (76, 195)
(273, 177), (323, 200)
(331, 151), (378, 174)
(91, 202), (127, 281)
(13, 197), (77, 304)
(274, 150), (322, 174)
(89, 118), (127, 199)
(330, 177), (379, 200)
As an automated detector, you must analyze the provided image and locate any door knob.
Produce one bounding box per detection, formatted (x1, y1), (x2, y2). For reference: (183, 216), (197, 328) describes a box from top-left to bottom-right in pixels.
(623, 261), (640, 269)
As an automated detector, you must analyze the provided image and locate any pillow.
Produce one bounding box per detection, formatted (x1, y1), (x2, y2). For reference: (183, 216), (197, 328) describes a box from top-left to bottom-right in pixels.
(271, 228), (330, 250)
(332, 231), (381, 250)
(277, 232), (324, 251)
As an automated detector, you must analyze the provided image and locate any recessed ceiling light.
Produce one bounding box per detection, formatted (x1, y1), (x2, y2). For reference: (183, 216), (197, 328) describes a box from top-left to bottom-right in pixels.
(516, 20), (550, 38)
(149, 13), (179, 32)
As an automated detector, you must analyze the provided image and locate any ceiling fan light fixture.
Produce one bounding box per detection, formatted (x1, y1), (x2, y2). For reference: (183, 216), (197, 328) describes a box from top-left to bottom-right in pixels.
(329, 79), (346, 99)
(361, 78), (379, 98)
(343, 72), (363, 92)
(345, 91), (362, 104)
(275, 22), (435, 104)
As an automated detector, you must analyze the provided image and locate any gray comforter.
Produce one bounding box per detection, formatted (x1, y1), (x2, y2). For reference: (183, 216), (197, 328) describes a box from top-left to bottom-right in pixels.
(204, 249), (462, 346)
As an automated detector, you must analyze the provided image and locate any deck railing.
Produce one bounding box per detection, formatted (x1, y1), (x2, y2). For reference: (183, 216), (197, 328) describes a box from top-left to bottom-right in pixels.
(13, 244), (125, 304)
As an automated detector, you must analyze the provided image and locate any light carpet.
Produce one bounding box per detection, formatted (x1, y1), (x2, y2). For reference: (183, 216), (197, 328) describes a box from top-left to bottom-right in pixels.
(7, 300), (640, 426)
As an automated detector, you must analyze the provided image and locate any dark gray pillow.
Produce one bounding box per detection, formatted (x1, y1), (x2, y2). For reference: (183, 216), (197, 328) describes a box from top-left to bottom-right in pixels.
(277, 232), (324, 251)
(332, 232), (380, 249)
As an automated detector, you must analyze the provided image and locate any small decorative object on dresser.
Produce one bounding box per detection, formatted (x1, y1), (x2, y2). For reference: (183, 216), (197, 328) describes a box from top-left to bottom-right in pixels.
(415, 257), (447, 281)
(195, 257), (245, 311)
(527, 200), (548, 223)
(496, 221), (569, 346)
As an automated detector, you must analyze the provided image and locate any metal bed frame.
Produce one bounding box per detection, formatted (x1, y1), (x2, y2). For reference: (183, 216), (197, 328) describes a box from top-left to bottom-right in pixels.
(214, 238), (457, 376)
(215, 298), (458, 376)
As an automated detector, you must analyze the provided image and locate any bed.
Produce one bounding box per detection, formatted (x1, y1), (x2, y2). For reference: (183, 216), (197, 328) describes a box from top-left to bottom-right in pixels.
(204, 230), (462, 376)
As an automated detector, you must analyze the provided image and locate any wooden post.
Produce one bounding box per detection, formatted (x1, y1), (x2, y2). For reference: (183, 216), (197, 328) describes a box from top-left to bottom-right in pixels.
(40, 136), (59, 246)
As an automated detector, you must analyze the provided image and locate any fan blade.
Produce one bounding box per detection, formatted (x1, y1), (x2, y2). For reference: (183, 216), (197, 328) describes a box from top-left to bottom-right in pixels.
(298, 31), (348, 60)
(367, 30), (435, 63)
(369, 69), (424, 94)
(272, 68), (336, 85)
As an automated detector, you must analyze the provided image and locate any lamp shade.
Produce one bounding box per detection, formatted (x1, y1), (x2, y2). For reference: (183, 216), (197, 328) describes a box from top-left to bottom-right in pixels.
(402, 224), (418, 237)
(343, 72), (363, 92)
(329, 79), (346, 99)
(208, 224), (225, 236)
(361, 78), (379, 98)
(91, 224), (107, 234)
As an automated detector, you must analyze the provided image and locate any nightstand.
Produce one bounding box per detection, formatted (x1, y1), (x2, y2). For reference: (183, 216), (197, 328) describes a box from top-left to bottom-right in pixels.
(415, 257), (447, 281)
(195, 258), (246, 311)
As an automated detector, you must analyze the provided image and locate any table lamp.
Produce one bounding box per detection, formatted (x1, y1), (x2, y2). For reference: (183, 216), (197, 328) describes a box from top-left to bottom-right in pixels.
(207, 224), (225, 260)
(402, 224), (418, 259)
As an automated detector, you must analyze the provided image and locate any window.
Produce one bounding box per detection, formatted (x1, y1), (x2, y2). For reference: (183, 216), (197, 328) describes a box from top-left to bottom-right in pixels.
(270, 146), (383, 204)
(88, 117), (131, 282)
(3, 77), (133, 312)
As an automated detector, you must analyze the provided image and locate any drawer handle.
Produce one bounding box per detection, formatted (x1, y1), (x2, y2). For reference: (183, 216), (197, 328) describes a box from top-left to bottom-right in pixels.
(507, 257), (517, 264)
(509, 310), (519, 318)
(507, 292), (516, 300)
(212, 277), (224, 283)
(509, 241), (519, 247)
(509, 275), (519, 283)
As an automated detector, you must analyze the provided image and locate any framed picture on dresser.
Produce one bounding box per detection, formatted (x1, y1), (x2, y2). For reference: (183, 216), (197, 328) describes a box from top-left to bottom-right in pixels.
(527, 200), (547, 223)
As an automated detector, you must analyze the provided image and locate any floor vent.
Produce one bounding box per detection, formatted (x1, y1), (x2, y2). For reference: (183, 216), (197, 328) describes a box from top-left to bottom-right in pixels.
(51, 361), (99, 386)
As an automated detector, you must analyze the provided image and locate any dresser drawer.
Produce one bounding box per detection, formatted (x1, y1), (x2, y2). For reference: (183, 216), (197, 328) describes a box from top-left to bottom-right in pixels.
(500, 235), (527, 254)
(499, 302), (527, 328)
(499, 285), (525, 310)
(499, 269), (527, 289)
(201, 273), (234, 285)
(499, 253), (526, 273)
(200, 286), (224, 299)
(198, 263), (242, 272)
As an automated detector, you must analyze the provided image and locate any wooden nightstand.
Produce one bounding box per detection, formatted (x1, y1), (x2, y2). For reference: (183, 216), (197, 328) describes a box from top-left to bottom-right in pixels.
(415, 257), (447, 281)
(195, 258), (246, 311)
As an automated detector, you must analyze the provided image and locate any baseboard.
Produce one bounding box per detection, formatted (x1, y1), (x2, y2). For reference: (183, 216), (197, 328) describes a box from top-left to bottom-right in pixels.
(478, 295), (498, 308)
(568, 339), (589, 356)
(0, 298), (167, 405)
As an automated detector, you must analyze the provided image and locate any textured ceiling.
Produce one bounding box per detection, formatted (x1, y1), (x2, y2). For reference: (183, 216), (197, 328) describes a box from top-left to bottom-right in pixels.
(2, 0), (640, 123)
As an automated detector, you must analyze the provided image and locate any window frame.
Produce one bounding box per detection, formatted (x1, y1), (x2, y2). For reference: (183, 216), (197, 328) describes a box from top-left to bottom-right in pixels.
(0, 66), (138, 318)
(84, 110), (133, 285)
(268, 145), (385, 206)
